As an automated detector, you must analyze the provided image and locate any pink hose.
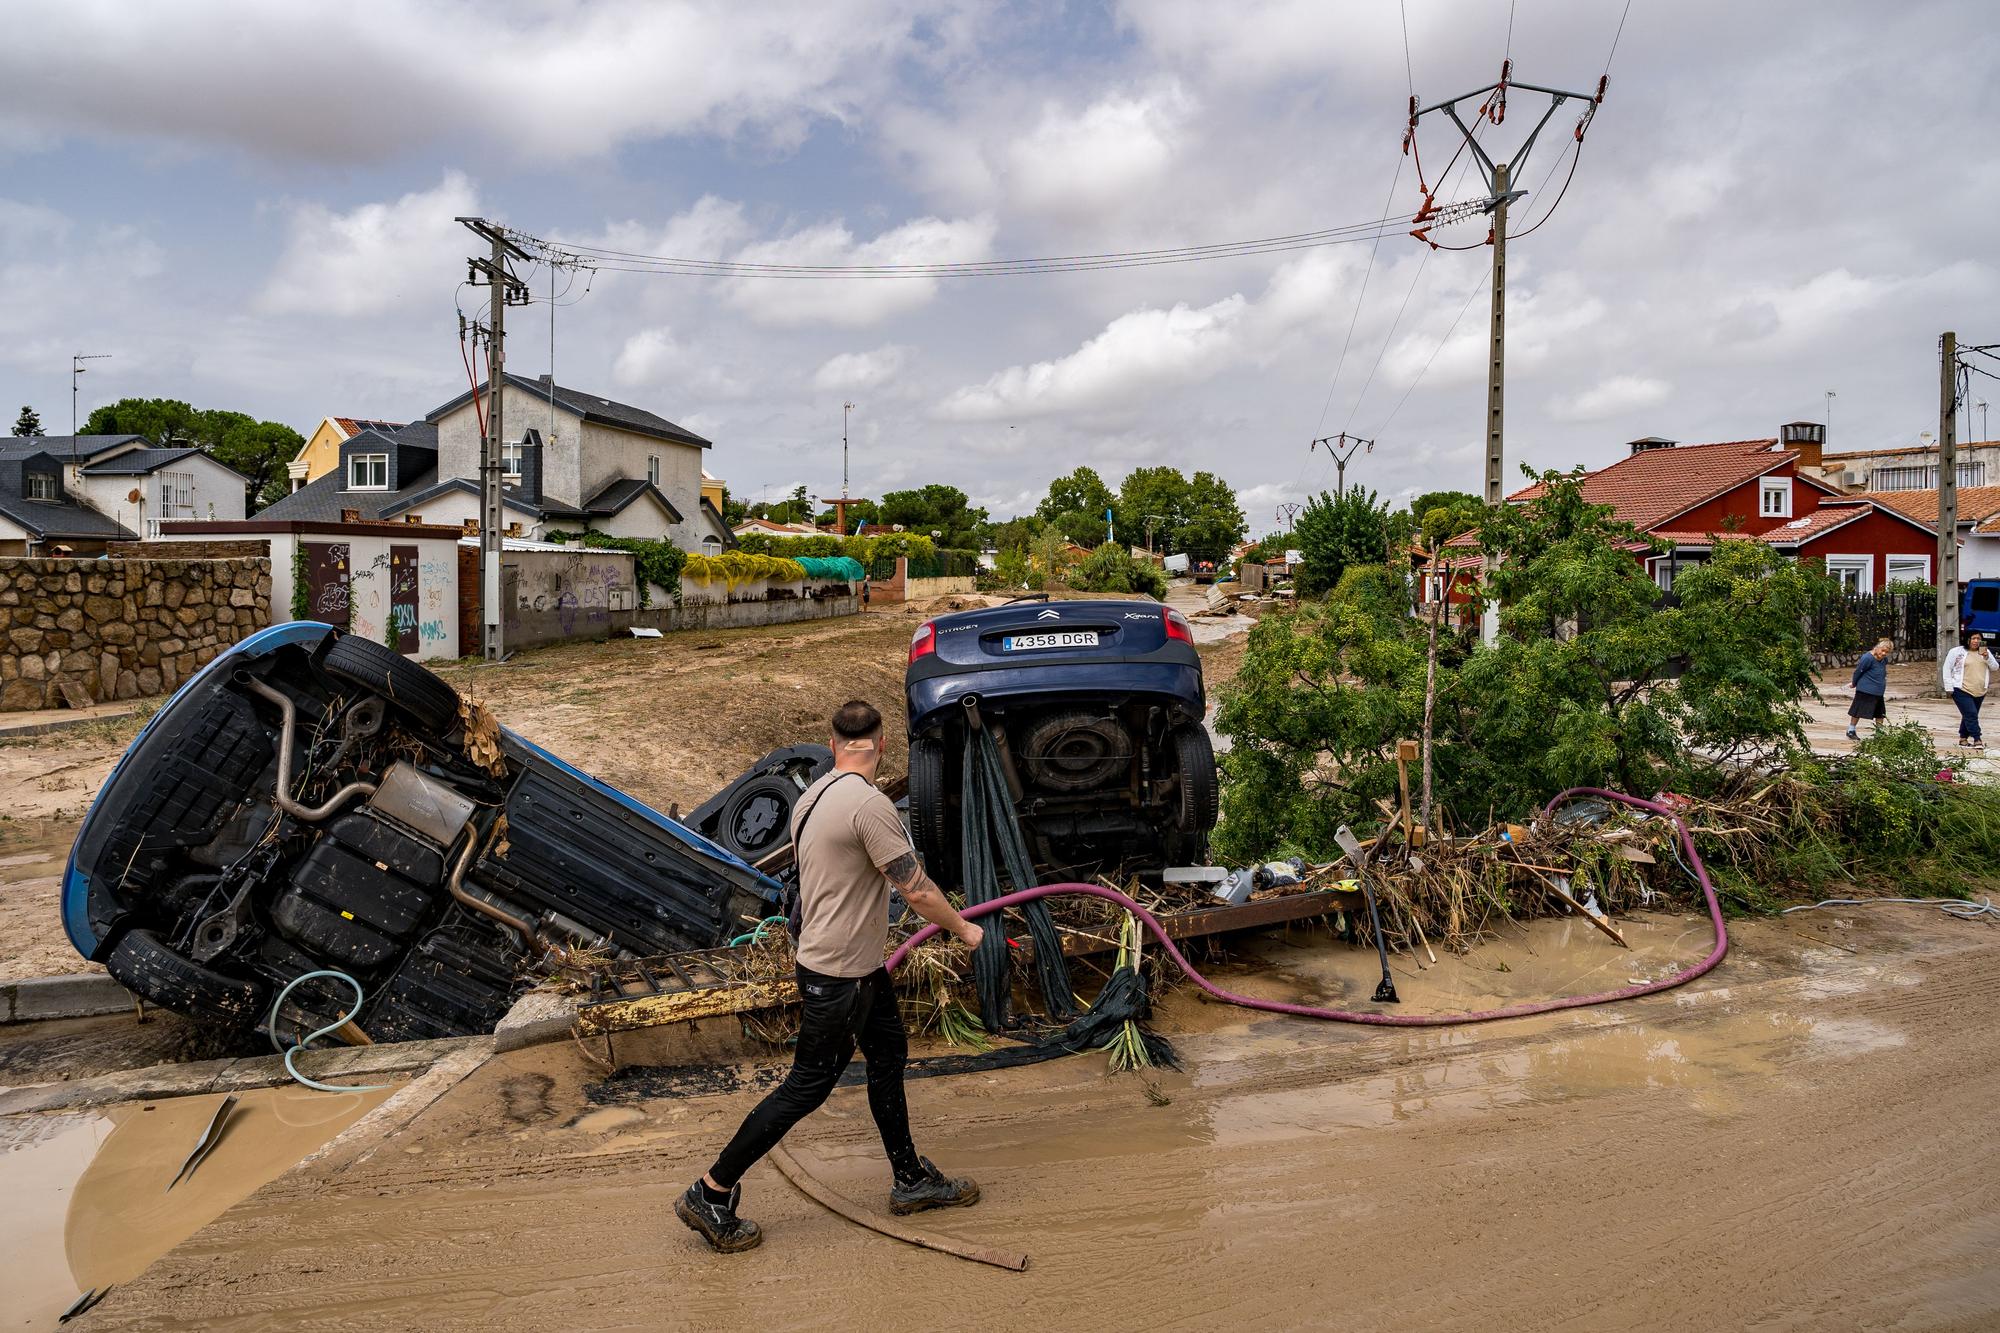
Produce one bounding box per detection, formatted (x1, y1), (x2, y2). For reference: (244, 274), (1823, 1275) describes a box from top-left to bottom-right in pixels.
(886, 787), (1729, 1028)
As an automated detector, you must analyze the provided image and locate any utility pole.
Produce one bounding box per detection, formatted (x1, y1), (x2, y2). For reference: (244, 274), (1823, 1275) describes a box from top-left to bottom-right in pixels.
(1407, 63), (1607, 646)
(1276, 502), (1301, 531)
(841, 401), (855, 498)
(71, 353), (109, 473)
(1310, 433), (1374, 495)
(1940, 332), (1960, 659)
(458, 217), (532, 663)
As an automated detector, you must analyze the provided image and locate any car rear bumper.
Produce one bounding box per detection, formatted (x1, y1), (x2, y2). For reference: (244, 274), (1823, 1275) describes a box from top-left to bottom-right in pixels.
(907, 660), (1204, 734)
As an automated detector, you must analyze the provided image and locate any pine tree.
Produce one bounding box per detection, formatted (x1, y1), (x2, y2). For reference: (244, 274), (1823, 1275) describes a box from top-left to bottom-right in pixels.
(11, 405), (43, 437)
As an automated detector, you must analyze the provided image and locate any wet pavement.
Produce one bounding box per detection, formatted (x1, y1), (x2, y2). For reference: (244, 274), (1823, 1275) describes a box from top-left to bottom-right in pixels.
(35, 907), (1998, 1332)
(0, 1083), (395, 1330)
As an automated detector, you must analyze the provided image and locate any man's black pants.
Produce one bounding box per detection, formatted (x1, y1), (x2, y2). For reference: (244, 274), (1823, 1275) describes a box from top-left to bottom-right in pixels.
(708, 963), (921, 1188)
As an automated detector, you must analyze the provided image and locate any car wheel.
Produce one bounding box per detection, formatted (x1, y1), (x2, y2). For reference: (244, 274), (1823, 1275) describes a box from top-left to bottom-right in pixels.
(908, 735), (956, 887)
(105, 927), (270, 1028)
(1172, 724), (1219, 833)
(714, 775), (804, 863)
(323, 632), (462, 733)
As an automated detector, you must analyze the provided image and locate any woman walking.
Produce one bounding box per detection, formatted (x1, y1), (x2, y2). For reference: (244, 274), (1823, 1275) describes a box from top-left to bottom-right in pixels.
(1847, 638), (1892, 741)
(1941, 631), (2000, 749)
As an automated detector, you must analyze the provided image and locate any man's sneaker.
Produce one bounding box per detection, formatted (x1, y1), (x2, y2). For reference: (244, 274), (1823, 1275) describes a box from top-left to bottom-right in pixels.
(676, 1180), (763, 1253)
(1846, 728), (1858, 740)
(889, 1157), (981, 1215)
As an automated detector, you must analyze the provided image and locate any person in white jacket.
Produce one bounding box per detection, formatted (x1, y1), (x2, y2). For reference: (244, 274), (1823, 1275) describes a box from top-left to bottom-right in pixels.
(1941, 632), (2000, 748)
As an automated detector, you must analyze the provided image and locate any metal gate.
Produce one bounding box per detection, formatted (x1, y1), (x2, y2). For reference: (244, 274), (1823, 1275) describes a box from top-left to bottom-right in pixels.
(302, 542), (350, 629)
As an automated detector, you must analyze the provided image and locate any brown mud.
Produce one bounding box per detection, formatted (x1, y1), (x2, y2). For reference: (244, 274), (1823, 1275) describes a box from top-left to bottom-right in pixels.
(0, 1083), (394, 1330)
(62, 910), (2000, 1332)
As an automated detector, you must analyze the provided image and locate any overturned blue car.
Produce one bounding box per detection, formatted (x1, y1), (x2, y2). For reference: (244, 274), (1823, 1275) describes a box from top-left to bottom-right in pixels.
(62, 623), (787, 1042)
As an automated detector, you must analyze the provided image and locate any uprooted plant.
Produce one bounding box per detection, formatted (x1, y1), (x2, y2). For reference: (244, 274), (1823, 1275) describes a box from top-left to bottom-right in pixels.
(1213, 466), (1997, 911)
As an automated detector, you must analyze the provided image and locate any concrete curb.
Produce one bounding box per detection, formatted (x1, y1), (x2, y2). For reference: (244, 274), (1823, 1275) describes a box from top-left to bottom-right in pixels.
(492, 988), (581, 1053)
(0, 1034), (485, 1117)
(0, 973), (134, 1025)
(0, 707), (138, 738)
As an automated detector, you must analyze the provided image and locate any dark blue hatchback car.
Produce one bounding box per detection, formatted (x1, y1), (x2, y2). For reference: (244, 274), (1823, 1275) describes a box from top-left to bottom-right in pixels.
(904, 596), (1217, 885)
(63, 622), (784, 1041)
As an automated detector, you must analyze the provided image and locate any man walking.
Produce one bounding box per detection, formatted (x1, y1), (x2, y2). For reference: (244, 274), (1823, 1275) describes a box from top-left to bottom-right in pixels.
(678, 700), (985, 1253)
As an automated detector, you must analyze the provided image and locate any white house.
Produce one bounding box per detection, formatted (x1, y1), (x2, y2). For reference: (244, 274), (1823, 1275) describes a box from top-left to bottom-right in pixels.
(0, 435), (248, 549)
(425, 375), (731, 551)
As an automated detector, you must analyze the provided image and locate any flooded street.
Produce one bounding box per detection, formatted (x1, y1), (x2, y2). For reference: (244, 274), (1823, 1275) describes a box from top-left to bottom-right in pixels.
(0, 1085), (394, 1330)
(41, 908), (1999, 1332)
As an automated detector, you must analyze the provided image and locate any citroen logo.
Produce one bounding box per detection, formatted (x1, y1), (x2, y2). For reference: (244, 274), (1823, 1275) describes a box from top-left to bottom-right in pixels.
(1036, 608), (1061, 620)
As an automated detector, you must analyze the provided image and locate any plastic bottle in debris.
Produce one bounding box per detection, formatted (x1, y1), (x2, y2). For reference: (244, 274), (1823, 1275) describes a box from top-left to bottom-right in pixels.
(1212, 858), (1305, 906)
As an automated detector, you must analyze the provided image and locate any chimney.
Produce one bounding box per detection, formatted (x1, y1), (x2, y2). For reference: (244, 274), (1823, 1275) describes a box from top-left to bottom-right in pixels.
(1779, 421), (1825, 472)
(1627, 436), (1677, 456)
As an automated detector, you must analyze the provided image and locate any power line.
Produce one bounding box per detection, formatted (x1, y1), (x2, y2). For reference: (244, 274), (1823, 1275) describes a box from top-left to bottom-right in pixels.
(508, 214), (1426, 280)
(1312, 156), (1406, 438)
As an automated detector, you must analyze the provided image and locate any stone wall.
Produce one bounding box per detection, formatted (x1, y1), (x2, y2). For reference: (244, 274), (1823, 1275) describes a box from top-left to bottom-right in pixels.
(632, 593), (858, 633)
(0, 556), (272, 711)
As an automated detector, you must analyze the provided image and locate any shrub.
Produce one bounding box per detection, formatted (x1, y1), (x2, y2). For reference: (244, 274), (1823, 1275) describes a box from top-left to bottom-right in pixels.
(1068, 542), (1168, 599)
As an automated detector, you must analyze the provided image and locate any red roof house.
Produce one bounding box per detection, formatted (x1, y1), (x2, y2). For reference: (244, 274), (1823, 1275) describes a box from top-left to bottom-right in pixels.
(1419, 423), (1941, 613)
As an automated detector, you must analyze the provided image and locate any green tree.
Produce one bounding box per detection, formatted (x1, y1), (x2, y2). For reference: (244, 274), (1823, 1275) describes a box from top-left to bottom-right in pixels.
(12, 406), (43, 436)
(1293, 487), (1390, 596)
(82, 397), (304, 508)
(1038, 466), (1116, 532)
(988, 515), (1042, 555)
(1112, 466), (1246, 563)
(877, 483), (987, 548)
(1214, 467), (1831, 861)
(751, 484), (813, 525)
(720, 486), (748, 527)
(1407, 489), (1484, 549)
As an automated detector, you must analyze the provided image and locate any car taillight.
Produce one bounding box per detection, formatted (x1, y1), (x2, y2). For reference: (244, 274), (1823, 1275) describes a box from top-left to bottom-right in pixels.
(909, 621), (937, 663)
(1164, 608), (1193, 643)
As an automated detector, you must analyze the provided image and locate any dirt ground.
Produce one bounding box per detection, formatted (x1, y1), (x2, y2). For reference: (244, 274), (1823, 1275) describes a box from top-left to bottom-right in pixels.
(62, 908), (2000, 1332)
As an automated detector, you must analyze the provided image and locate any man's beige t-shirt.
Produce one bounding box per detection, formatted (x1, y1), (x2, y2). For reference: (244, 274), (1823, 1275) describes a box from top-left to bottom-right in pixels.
(791, 771), (913, 978)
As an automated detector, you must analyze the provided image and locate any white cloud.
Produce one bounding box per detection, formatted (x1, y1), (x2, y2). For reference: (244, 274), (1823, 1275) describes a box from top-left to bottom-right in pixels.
(1549, 375), (1671, 422)
(0, 1), (977, 164)
(937, 294), (1248, 422)
(814, 345), (910, 391)
(721, 214), (996, 328)
(257, 172), (478, 318)
(1004, 85), (1195, 221)
(612, 328), (682, 387)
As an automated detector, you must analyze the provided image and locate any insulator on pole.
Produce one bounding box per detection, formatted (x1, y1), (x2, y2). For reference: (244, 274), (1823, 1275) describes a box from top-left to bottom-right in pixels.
(1596, 75), (1609, 103)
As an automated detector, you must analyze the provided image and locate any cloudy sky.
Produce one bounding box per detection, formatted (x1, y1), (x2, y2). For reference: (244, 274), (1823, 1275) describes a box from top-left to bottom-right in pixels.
(2, 0), (1994, 528)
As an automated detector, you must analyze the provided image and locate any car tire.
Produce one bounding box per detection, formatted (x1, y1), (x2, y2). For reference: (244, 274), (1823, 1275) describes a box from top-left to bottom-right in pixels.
(1172, 724), (1219, 833)
(714, 775), (804, 863)
(908, 735), (956, 887)
(323, 632), (462, 733)
(105, 927), (270, 1028)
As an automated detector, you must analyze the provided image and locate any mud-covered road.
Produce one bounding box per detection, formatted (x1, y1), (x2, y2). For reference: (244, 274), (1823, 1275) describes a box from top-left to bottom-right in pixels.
(75, 911), (2000, 1332)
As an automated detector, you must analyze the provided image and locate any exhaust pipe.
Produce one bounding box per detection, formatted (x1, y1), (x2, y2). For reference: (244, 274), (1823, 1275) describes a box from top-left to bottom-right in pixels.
(241, 676), (377, 823)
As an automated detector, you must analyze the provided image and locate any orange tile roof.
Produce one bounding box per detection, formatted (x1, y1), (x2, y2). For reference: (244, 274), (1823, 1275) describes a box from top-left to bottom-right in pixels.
(1854, 486), (2000, 525)
(1506, 439), (1788, 530)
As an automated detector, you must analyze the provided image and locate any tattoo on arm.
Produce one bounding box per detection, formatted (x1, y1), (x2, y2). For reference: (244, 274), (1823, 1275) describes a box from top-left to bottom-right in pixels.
(882, 852), (921, 889)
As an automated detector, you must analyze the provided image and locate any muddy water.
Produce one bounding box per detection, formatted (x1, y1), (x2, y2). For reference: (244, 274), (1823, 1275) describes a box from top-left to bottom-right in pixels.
(0, 1084), (392, 1330)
